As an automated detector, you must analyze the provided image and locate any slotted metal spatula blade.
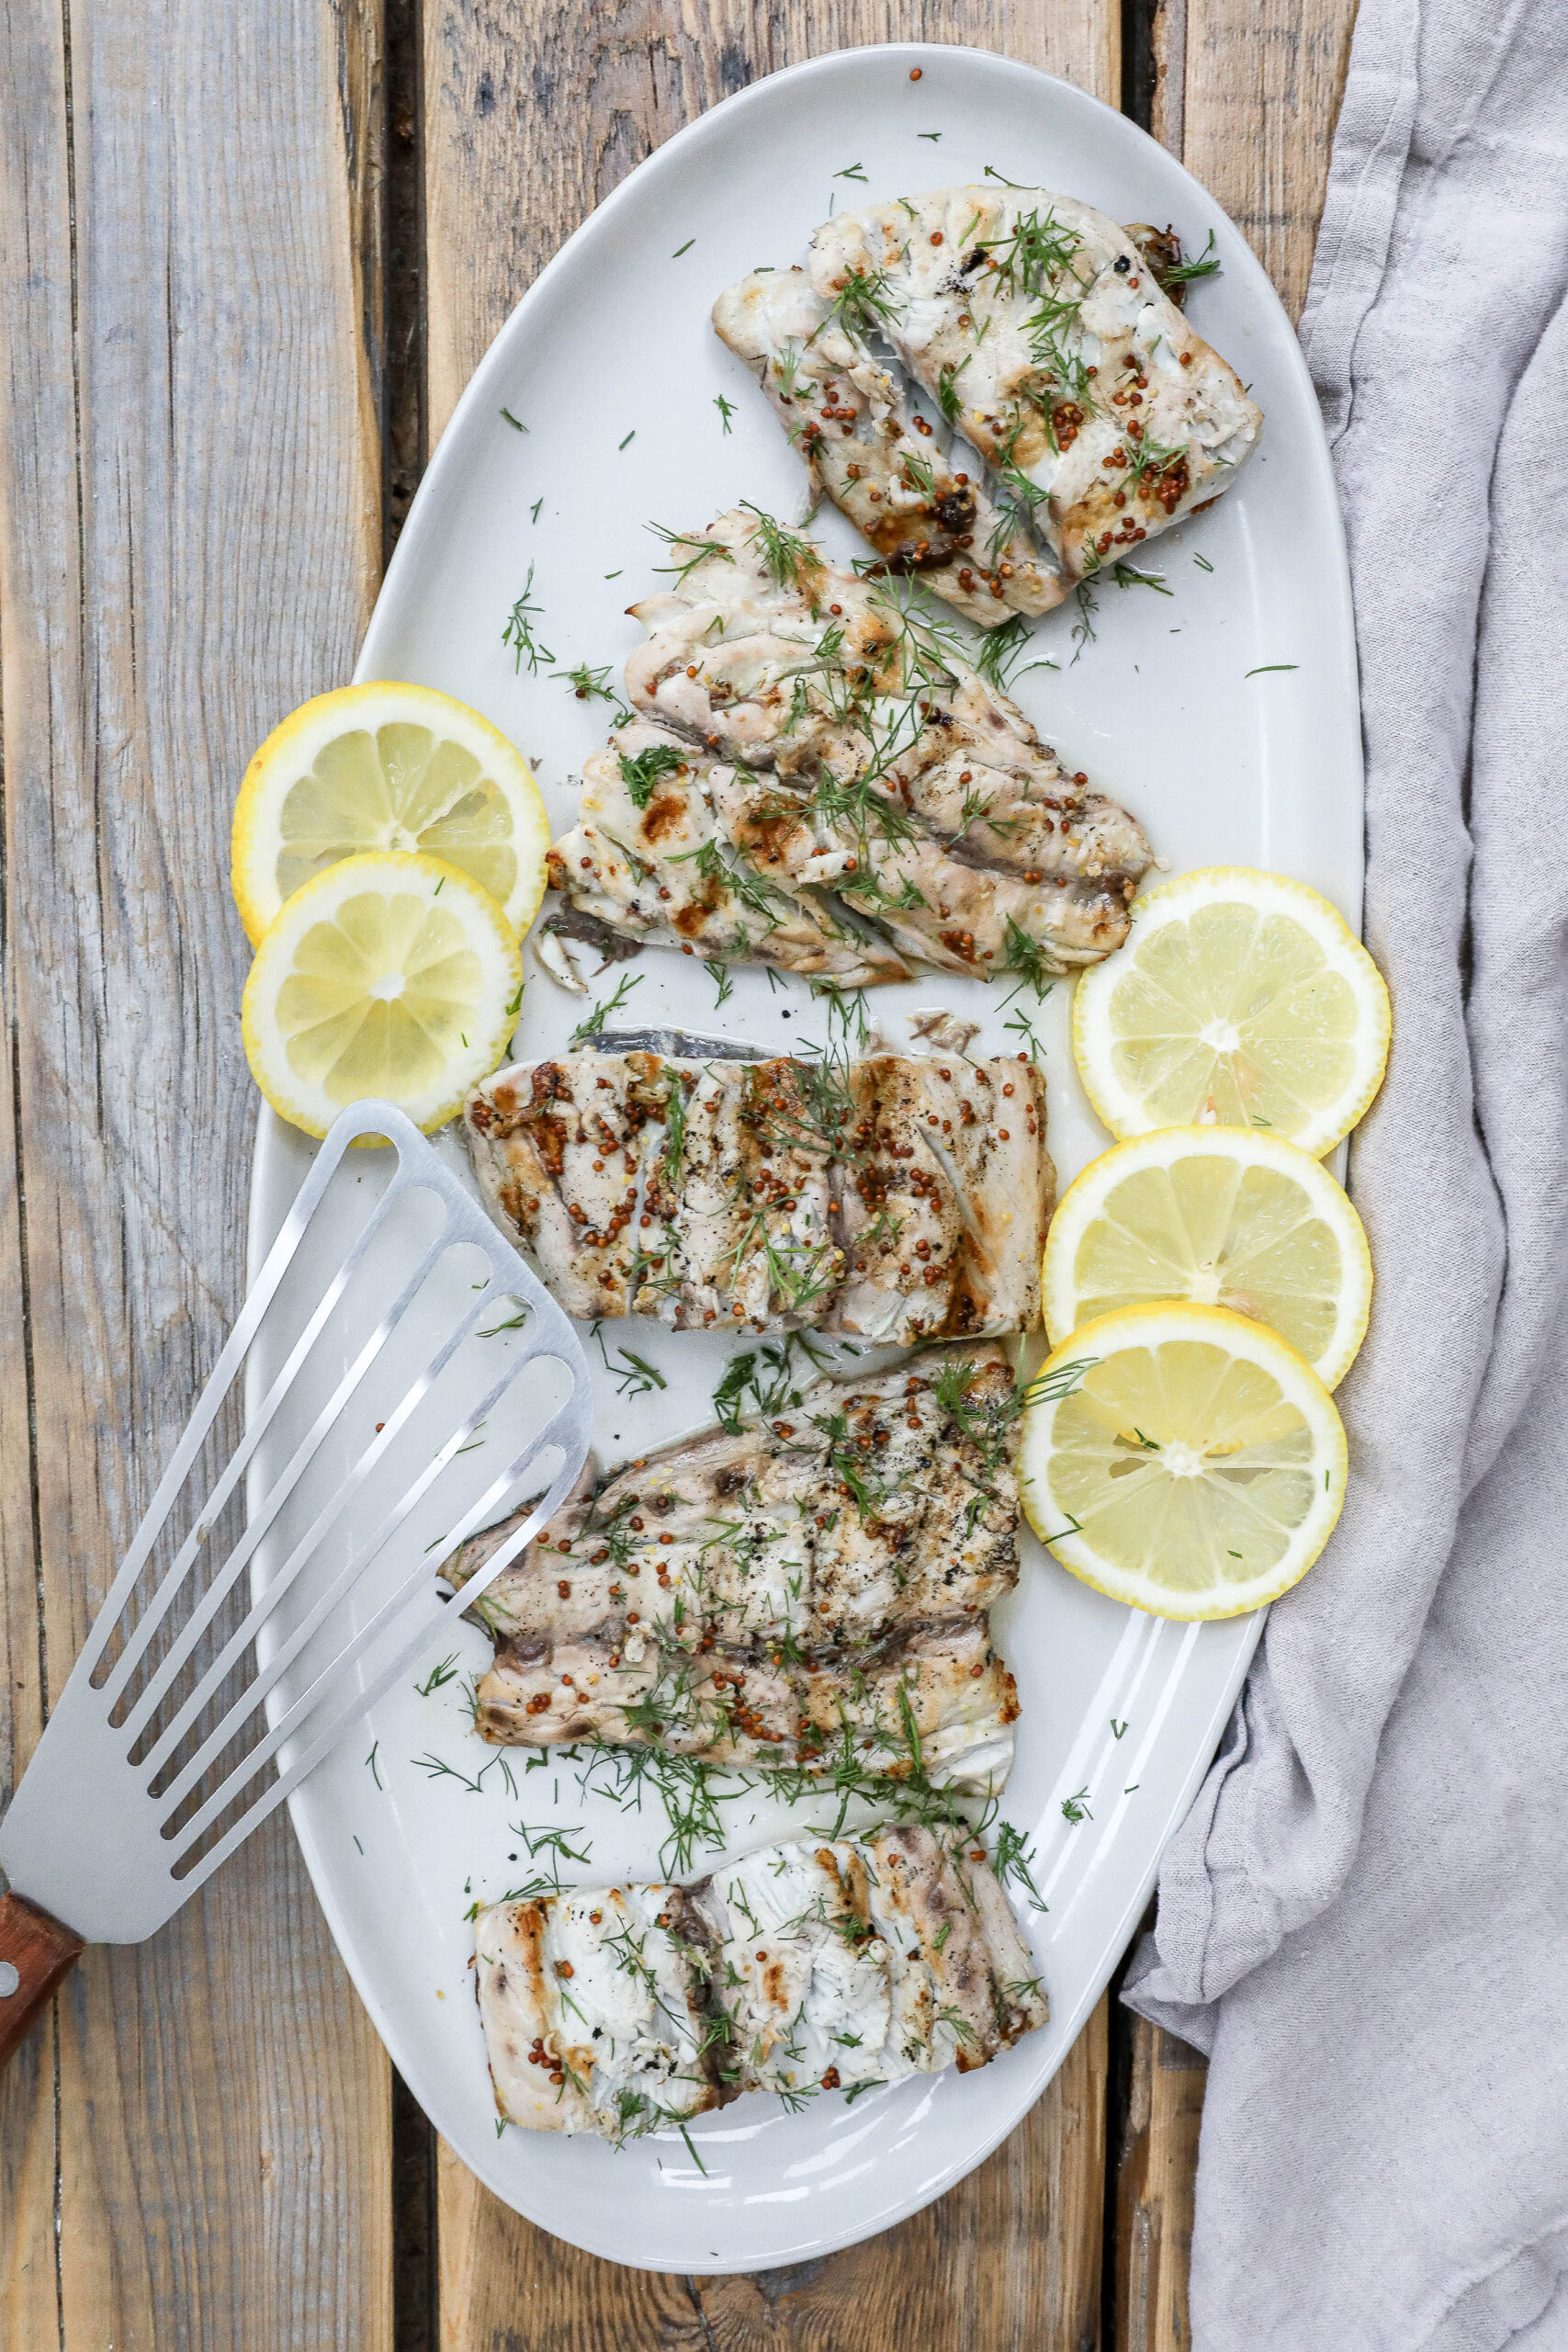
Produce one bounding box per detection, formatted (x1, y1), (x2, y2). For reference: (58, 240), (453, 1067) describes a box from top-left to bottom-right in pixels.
(0, 1100), (593, 2052)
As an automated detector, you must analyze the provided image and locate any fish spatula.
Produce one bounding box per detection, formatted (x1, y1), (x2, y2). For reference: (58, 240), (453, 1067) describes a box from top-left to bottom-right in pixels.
(0, 1100), (592, 2068)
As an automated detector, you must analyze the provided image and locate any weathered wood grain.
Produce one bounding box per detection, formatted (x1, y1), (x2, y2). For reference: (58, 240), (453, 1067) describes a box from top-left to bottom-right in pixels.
(423, 0), (1122, 446)
(1112, 2018), (1207, 2352)
(439, 1996), (1107, 2352)
(0, 1), (392, 2346)
(1154, 0), (1358, 320)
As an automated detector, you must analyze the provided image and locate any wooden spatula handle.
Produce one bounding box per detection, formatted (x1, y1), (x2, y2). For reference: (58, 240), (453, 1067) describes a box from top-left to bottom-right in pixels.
(0, 1892), (84, 2067)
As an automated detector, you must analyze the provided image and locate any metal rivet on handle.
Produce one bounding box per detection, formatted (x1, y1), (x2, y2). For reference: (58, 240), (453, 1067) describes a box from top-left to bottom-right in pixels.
(0, 1962), (19, 1998)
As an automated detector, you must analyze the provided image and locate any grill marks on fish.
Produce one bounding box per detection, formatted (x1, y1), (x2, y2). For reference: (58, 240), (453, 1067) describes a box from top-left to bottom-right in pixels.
(446, 1346), (1024, 1788)
(475, 1825), (1047, 2138)
(622, 510), (1151, 975)
(807, 187), (1261, 582)
(543, 718), (908, 989)
(712, 268), (1063, 626)
(463, 1050), (1053, 1336)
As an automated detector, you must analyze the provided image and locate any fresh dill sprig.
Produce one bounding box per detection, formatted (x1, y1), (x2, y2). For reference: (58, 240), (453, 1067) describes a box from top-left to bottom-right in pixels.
(1156, 228), (1221, 288)
(991, 1817), (1047, 1908)
(414, 1653), (460, 1700)
(973, 612), (1038, 692)
(502, 565), (554, 673)
(570, 970), (641, 1045)
(704, 958), (734, 1009)
(714, 393), (736, 434)
(1070, 578), (1099, 665)
(1022, 1353), (1100, 1405)
(739, 503), (818, 591)
(647, 522), (737, 587)
(592, 1324), (669, 1399)
(1001, 916), (1054, 998)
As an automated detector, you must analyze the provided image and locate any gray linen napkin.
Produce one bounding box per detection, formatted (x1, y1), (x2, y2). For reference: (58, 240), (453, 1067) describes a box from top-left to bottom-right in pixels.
(1122, 0), (1568, 2342)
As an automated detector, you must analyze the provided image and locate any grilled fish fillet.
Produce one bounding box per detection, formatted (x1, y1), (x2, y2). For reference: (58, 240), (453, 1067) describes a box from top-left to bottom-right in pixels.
(545, 718), (908, 988)
(625, 509), (1151, 975)
(475, 1824), (1047, 2137)
(473, 1613), (1019, 1788)
(463, 1049), (1053, 1334)
(446, 1346), (1023, 1787)
(712, 268), (1062, 627)
(808, 187), (1261, 581)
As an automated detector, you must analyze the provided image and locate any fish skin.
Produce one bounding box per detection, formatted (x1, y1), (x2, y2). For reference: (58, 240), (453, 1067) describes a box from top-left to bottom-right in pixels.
(462, 1051), (1054, 1336)
(446, 1346), (1025, 1791)
(623, 509), (1150, 974)
(808, 187), (1261, 580)
(475, 1825), (1048, 2138)
(712, 267), (1063, 626)
(544, 718), (908, 988)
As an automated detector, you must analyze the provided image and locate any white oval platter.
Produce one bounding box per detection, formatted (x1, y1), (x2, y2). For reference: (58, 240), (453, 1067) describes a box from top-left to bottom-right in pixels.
(247, 40), (1360, 2273)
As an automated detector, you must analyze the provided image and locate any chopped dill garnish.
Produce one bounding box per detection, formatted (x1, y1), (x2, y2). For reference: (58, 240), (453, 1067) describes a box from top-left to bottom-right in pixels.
(554, 658), (625, 707)
(712, 1330), (830, 1433)
(618, 429), (636, 450)
(834, 162), (868, 181)
(1111, 561), (1171, 595)
(822, 265), (897, 342)
(500, 407), (527, 432)
(671, 237), (695, 257)
(714, 393), (736, 434)
(414, 1653), (460, 1699)
(935, 357), (968, 423)
(617, 740), (686, 809)
(704, 957), (734, 1009)
(592, 1325), (668, 1399)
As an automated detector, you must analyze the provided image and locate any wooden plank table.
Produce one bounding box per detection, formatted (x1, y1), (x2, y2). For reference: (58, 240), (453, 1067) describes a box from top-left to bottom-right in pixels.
(0, 0), (1354, 2344)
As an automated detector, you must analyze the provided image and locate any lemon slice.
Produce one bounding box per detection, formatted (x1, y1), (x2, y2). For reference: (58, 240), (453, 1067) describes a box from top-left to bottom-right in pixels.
(242, 851), (523, 1138)
(1043, 1127), (1372, 1389)
(1072, 868), (1391, 1155)
(1020, 1302), (1348, 1619)
(232, 683), (549, 943)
